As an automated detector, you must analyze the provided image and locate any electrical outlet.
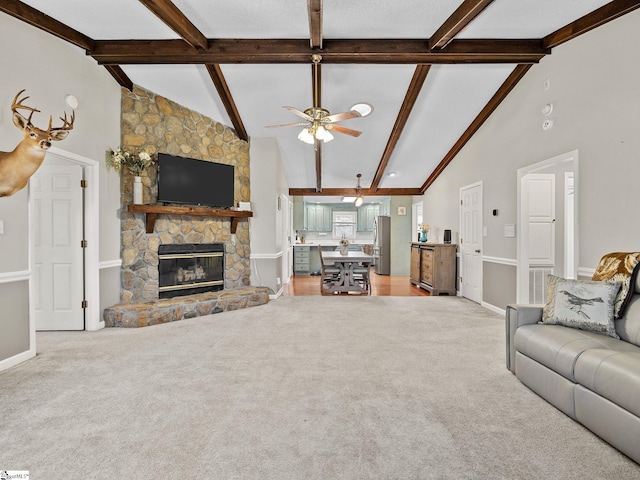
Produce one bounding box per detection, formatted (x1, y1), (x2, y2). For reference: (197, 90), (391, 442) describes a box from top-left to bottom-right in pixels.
(0, 220), (4, 235)
(276, 277), (281, 286)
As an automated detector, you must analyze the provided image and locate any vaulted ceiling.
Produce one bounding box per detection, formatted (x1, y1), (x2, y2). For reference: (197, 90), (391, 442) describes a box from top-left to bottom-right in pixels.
(3, 0), (638, 199)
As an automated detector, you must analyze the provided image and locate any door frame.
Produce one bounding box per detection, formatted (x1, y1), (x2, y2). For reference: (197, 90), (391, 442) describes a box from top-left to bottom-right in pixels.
(516, 150), (579, 303)
(459, 180), (483, 303)
(29, 146), (101, 331)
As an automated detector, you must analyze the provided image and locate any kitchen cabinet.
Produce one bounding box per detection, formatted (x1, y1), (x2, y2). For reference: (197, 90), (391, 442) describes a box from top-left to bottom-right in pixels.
(411, 243), (457, 295)
(357, 204), (379, 231)
(294, 245), (311, 275)
(378, 198), (391, 216)
(304, 204), (332, 231)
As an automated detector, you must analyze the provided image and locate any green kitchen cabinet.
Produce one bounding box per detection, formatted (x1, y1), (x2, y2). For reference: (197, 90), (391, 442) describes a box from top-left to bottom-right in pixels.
(304, 203), (332, 231)
(357, 204), (379, 231)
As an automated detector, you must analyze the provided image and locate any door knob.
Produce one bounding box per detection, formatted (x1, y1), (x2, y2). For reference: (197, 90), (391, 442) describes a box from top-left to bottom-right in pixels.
(475, 249), (481, 253)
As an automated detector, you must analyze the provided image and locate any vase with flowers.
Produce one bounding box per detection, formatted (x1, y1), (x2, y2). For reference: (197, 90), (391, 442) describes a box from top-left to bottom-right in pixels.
(339, 234), (350, 255)
(419, 223), (430, 242)
(106, 148), (155, 204)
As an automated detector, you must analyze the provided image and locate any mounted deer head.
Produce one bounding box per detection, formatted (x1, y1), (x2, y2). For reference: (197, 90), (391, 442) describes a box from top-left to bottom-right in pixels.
(0, 89), (75, 197)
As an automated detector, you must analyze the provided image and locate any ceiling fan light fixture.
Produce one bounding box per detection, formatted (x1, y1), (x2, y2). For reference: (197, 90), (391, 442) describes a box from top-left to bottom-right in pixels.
(316, 125), (334, 143)
(355, 195), (364, 207)
(350, 102), (373, 117)
(297, 127), (315, 144)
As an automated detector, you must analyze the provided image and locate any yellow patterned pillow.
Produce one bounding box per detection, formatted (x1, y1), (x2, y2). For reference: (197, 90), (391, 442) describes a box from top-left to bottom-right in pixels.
(592, 252), (640, 318)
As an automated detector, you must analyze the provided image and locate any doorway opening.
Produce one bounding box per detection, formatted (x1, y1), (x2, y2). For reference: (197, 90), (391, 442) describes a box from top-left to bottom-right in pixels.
(517, 150), (579, 304)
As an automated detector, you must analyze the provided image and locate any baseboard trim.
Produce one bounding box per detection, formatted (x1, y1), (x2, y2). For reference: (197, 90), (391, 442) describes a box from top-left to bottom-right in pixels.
(0, 347), (36, 372)
(482, 301), (506, 316)
(270, 286), (284, 300)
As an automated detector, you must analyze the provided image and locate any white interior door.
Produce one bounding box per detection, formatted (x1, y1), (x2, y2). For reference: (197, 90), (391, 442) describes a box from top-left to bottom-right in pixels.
(527, 173), (555, 266)
(460, 182), (482, 304)
(31, 163), (84, 330)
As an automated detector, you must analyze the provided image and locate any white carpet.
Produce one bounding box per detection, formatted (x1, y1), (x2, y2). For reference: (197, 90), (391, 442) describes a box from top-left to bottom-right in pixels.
(1, 296), (638, 479)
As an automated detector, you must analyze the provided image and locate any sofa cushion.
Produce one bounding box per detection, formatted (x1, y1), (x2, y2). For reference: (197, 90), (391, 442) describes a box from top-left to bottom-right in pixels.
(514, 324), (636, 382)
(574, 348), (640, 418)
(541, 276), (621, 338)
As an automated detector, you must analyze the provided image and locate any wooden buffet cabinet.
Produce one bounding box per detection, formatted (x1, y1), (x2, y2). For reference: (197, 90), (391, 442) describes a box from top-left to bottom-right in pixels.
(410, 243), (457, 295)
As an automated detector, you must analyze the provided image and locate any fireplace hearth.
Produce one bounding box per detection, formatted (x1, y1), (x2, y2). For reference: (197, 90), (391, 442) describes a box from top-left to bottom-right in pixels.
(158, 243), (224, 298)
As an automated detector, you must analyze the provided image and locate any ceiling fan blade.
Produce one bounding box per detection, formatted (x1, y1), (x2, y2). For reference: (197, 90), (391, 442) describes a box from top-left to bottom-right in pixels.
(327, 124), (362, 137)
(324, 110), (362, 123)
(284, 106), (313, 121)
(265, 122), (308, 129)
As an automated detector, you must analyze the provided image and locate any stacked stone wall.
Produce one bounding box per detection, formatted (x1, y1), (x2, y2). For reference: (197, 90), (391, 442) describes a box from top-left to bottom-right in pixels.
(119, 86), (251, 303)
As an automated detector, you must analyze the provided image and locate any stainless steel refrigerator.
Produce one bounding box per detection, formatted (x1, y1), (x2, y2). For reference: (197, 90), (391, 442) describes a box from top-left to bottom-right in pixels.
(373, 216), (391, 275)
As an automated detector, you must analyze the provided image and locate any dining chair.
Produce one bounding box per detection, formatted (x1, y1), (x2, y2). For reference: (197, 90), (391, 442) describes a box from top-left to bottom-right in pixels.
(352, 263), (371, 295)
(318, 245), (341, 294)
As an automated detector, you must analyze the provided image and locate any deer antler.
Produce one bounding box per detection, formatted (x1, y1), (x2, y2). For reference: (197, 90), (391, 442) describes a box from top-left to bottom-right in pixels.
(48, 111), (75, 133)
(11, 89), (41, 125)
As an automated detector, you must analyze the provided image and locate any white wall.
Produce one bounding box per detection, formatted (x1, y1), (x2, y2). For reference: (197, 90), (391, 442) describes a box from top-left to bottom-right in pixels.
(249, 137), (290, 294)
(422, 10), (640, 309)
(0, 14), (121, 369)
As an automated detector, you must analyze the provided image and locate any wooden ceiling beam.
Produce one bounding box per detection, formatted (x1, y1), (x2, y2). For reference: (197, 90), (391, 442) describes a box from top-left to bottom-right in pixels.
(308, 0), (323, 49)
(290, 188), (422, 196)
(103, 65), (134, 91)
(138, 0), (207, 49)
(0, 0), (94, 50)
(420, 64), (532, 194)
(430, 0), (495, 49)
(543, 0), (640, 48)
(90, 39), (548, 65)
(205, 64), (248, 141)
(370, 65), (431, 191)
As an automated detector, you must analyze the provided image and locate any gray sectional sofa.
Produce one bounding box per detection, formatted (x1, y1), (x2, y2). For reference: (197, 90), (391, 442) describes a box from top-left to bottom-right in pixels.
(506, 274), (640, 463)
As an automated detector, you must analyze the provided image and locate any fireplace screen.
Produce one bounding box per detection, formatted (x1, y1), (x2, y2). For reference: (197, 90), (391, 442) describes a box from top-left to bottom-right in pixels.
(158, 243), (224, 298)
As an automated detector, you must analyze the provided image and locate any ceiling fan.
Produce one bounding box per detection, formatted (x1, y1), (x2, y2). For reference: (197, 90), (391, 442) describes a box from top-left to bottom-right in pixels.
(265, 54), (373, 144)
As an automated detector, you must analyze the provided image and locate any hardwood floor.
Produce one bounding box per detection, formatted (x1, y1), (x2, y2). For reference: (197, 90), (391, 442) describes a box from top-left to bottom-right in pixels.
(282, 273), (431, 296)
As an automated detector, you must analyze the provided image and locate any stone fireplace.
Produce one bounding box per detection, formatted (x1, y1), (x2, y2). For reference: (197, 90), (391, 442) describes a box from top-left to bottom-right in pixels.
(158, 243), (224, 298)
(118, 86), (251, 304)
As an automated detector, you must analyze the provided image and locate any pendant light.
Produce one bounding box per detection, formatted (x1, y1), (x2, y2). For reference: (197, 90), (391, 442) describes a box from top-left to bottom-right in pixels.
(354, 173), (364, 207)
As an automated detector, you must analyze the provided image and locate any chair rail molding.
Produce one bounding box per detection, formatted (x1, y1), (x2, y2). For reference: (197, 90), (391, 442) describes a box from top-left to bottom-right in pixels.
(250, 251), (284, 260)
(0, 270), (30, 284)
(99, 259), (122, 269)
(482, 255), (517, 267)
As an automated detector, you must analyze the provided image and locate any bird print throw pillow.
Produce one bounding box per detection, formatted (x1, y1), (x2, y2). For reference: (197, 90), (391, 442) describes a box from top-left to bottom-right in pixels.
(542, 275), (621, 338)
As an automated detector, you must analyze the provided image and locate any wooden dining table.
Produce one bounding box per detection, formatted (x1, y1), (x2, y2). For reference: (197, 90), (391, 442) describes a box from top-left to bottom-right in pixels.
(321, 250), (374, 295)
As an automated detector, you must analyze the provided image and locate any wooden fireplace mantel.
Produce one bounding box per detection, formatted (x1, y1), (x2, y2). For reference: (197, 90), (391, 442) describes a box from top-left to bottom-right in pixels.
(127, 204), (253, 234)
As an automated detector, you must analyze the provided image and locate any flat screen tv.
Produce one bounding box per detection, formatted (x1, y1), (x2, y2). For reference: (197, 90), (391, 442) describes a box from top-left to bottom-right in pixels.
(157, 153), (235, 208)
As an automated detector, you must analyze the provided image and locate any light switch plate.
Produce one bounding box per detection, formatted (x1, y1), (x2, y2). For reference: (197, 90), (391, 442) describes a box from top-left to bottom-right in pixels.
(0, 220), (4, 234)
